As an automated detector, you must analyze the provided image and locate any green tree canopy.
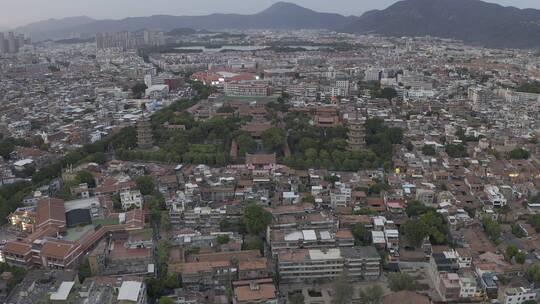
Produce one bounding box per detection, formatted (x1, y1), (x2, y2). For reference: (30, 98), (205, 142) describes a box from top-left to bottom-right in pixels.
(289, 293), (305, 304)
(404, 211), (447, 247)
(509, 148), (530, 160)
(243, 202), (272, 235)
(261, 127), (286, 154)
(482, 216), (502, 243)
(217, 234), (230, 245)
(445, 144), (468, 158)
(352, 223), (367, 245)
(358, 285), (384, 304)
(332, 271), (353, 304)
(389, 272), (418, 292)
(131, 82), (148, 98)
(157, 296), (174, 304)
(422, 145), (436, 156)
(529, 213), (540, 232)
(75, 170), (96, 188)
(136, 175), (155, 195)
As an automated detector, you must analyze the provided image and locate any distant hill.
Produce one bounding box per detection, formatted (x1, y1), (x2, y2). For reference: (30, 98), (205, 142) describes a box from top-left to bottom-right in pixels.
(14, 16), (96, 40)
(17, 2), (356, 41)
(343, 0), (540, 48)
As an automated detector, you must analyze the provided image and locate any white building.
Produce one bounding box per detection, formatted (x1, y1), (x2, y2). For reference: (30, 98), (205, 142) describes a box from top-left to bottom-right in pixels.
(485, 185), (507, 208)
(120, 190), (143, 210)
(364, 68), (381, 81)
(459, 277), (478, 299)
(8, 121), (31, 138)
(117, 280), (147, 304)
(145, 84), (169, 99)
(503, 287), (536, 304)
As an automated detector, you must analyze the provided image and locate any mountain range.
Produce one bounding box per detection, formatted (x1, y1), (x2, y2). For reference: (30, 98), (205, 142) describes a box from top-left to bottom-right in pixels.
(344, 0), (540, 49)
(14, 2), (355, 41)
(12, 0), (540, 49)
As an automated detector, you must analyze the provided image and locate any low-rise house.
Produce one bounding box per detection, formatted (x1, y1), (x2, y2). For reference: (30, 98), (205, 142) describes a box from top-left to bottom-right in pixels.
(120, 190), (143, 210)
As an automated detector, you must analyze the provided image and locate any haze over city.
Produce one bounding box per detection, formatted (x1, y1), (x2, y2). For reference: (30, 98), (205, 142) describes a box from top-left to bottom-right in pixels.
(1, 0), (540, 28)
(0, 0), (540, 303)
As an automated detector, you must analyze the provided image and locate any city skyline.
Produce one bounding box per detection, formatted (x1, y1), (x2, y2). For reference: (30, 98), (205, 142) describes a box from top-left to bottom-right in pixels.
(2, 0), (540, 28)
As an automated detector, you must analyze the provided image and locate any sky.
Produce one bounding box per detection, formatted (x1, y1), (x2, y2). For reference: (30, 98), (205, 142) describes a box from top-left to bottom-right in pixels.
(1, 0), (540, 28)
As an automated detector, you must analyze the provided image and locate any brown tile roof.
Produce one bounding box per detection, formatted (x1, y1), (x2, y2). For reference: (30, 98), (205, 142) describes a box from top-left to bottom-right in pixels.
(36, 198), (66, 228)
(245, 153), (276, 166)
(234, 279), (276, 302)
(239, 258), (267, 271)
(41, 240), (76, 259)
(335, 229), (353, 239)
(277, 249), (309, 262)
(176, 260), (230, 275)
(3, 241), (31, 255)
(383, 291), (429, 304)
(191, 250), (261, 263)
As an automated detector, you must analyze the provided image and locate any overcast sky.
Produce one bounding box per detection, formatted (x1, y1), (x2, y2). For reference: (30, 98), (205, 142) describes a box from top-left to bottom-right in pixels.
(2, 0), (540, 28)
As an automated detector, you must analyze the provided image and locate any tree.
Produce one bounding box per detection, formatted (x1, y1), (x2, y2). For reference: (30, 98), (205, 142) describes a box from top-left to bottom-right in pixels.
(371, 86), (398, 103)
(302, 194), (315, 204)
(505, 245), (519, 262)
(160, 212), (171, 231)
(404, 211), (447, 247)
(515, 251), (526, 264)
(90, 152), (106, 164)
(482, 216), (501, 243)
(156, 240), (170, 268)
(243, 238), (263, 251)
(332, 271), (353, 304)
(112, 194), (122, 211)
(236, 132), (256, 157)
(358, 285), (384, 304)
(352, 223), (367, 245)
(0, 141), (15, 159)
(511, 224), (526, 238)
(445, 144), (468, 158)
(404, 219), (429, 248)
(75, 170), (96, 188)
(405, 201), (434, 218)
(243, 202), (272, 235)
(131, 82), (148, 99)
(261, 127), (286, 154)
(78, 258), (92, 282)
(422, 145), (436, 156)
(136, 175), (155, 195)
(499, 205), (511, 222)
(289, 293), (305, 304)
(526, 264), (540, 283)
(157, 297), (174, 304)
(529, 213), (540, 232)
(217, 234), (230, 245)
(509, 148), (530, 160)
(389, 273), (417, 292)
(163, 274), (180, 289)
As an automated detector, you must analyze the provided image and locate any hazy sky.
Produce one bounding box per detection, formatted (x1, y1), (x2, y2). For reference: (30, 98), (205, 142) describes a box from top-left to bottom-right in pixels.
(2, 0), (540, 28)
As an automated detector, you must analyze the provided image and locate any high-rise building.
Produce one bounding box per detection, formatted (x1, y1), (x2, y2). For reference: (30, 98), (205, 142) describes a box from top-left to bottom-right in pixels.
(96, 32), (138, 50)
(0, 32), (27, 54)
(137, 115), (154, 149)
(7, 32), (17, 53)
(143, 30), (165, 46)
(347, 112), (367, 151)
(0, 33), (6, 54)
